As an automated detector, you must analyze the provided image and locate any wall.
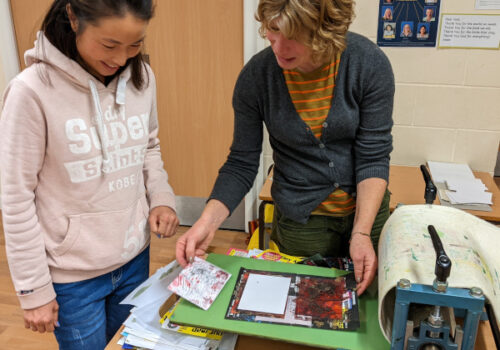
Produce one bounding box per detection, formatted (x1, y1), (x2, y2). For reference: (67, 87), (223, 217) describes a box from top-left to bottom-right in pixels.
(350, 0), (500, 173)
(0, 0), (19, 103)
(0, 0), (21, 205)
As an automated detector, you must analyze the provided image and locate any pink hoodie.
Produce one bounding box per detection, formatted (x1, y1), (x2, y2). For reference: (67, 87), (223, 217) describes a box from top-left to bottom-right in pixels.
(0, 32), (176, 309)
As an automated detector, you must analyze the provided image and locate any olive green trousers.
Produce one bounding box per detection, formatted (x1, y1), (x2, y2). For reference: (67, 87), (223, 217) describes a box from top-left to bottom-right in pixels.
(270, 190), (390, 257)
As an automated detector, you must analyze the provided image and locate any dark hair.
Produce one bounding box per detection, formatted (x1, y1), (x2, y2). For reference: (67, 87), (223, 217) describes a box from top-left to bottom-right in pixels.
(41, 0), (154, 90)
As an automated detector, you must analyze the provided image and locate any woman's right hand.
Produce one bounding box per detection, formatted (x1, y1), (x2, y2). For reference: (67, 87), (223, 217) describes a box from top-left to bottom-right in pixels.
(175, 222), (216, 267)
(175, 199), (230, 267)
(24, 299), (59, 333)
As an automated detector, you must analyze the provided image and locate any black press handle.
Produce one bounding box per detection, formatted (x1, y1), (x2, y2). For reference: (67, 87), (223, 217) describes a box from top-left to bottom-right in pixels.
(420, 165), (437, 204)
(428, 225), (451, 282)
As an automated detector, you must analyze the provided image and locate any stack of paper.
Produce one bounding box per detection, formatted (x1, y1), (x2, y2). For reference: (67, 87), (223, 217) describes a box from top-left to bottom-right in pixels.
(160, 299), (225, 339)
(117, 259), (237, 350)
(427, 161), (492, 206)
(445, 178), (492, 205)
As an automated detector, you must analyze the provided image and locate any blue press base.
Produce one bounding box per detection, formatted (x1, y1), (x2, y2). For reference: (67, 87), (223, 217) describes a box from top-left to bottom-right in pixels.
(391, 283), (485, 350)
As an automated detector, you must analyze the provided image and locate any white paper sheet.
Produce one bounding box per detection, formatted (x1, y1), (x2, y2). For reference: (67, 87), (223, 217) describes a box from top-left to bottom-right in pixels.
(427, 161), (475, 183)
(445, 178), (487, 192)
(446, 189), (492, 205)
(237, 273), (291, 314)
(120, 259), (182, 307)
(438, 14), (500, 49)
(475, 0), (500, 10)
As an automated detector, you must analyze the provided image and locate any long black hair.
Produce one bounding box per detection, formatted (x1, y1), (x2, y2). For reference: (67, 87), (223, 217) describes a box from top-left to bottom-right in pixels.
(41, 0), (154, 89)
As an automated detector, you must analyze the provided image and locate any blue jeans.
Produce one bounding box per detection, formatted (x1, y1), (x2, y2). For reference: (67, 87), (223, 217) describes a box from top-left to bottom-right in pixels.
(53, 246), (150, 350)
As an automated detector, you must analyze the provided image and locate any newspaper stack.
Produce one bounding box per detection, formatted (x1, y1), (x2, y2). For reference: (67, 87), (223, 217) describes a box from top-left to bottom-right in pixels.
(117, 259), (238, 350)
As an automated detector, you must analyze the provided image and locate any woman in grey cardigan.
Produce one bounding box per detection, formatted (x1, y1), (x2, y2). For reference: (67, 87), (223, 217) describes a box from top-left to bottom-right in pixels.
(176, 0), (394, 296)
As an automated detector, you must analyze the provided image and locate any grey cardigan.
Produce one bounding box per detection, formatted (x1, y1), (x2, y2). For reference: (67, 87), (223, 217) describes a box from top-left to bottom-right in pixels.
(209, 32), (395, 224)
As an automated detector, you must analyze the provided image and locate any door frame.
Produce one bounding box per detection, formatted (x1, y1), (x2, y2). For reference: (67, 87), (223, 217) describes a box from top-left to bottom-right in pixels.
(0, 0), (20, 208)
(243, 0), (270, 232)
(0, 0), (20, 103)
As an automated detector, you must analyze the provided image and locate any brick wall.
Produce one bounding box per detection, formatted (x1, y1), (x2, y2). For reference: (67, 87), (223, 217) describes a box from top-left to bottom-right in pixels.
(350, 0), (500, 172)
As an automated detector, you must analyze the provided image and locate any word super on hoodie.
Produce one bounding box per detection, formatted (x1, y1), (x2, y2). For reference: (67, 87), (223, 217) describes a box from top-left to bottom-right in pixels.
(0, 32), (176, 310)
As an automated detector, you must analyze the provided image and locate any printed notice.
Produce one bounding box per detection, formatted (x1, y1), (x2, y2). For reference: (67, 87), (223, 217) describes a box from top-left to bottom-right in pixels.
(438, 14), (500, 48)
(475, 0), (500, 10)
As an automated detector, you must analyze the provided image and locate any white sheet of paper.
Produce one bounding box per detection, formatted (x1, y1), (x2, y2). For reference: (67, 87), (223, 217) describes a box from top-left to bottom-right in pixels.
(438, 14), (500, 49)
(445, 178), (487, 192)
(237, 274), (291, 314)
(446, 189), (492, 205)
(475, 0), (500, 10)
(427, 161), (475, 183)
(120, 259), (182, 307)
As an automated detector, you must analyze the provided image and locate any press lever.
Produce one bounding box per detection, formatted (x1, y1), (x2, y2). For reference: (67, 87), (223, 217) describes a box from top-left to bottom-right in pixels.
(420, 165), (437, 205)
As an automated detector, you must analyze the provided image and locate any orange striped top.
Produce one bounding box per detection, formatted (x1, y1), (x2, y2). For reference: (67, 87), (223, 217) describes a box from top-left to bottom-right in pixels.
(284, 55), (356, 217)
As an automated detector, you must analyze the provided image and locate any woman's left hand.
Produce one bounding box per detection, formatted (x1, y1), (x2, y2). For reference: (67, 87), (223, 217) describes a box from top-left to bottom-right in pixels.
(349, 234), (377, 296)
(149, 206), (179, 238)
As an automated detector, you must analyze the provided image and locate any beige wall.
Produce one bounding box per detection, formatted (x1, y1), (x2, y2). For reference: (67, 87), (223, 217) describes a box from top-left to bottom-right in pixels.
(350, 0), (500, 173)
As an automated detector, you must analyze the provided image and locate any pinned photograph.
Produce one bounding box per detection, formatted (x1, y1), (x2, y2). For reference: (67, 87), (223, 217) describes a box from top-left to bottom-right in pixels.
(400, 22), (414, 38)
(417, 23), (430, 39)
(383, 22), (396, 39)
(423, 7), (436, 22)
(381, 6), (393, 20)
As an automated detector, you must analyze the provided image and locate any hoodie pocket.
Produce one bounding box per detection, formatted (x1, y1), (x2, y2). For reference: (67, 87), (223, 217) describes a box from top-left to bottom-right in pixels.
(51, 196), (150, 270)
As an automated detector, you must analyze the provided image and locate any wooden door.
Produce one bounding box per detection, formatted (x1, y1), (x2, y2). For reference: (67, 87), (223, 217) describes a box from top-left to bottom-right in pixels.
(147, 1), (243, 197)
(9, 0), (243, 199)
(9, 0), (52, 69)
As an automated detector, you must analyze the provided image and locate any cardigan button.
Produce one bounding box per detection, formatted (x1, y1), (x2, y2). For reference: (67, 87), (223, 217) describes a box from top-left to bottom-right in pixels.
(328, 161), (334, 168)
(322, 122), (328, 128)
(319, 143), (325, 149)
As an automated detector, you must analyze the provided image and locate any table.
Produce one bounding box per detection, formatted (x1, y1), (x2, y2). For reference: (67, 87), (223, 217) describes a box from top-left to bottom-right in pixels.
(105, 230), (324, 350)
(388, 165), (500, 222)
(253, 165), (498, 349)
(106, 165), (498, 349)
(105, 228), (496, 349)
(258, 165), (500, 223)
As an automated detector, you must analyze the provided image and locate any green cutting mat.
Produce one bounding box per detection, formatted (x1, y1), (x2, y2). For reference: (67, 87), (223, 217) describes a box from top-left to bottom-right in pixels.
(170, 254), (390, 350)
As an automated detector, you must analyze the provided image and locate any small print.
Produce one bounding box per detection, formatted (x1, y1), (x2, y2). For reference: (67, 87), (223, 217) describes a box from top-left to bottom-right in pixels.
(168, 257), (231, 310)
(225, 268), (360, 331)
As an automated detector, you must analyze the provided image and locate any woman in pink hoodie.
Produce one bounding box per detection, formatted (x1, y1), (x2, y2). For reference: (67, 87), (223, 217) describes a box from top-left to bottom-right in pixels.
(0, 0), (178, 348)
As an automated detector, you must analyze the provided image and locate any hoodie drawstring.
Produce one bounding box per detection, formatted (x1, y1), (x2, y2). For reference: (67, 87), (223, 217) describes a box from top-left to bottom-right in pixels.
(88, 77), (128, 174)
(89, 79), (111, 173)
(116, 76), (127, 105)
(116, 76), (127, 124)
